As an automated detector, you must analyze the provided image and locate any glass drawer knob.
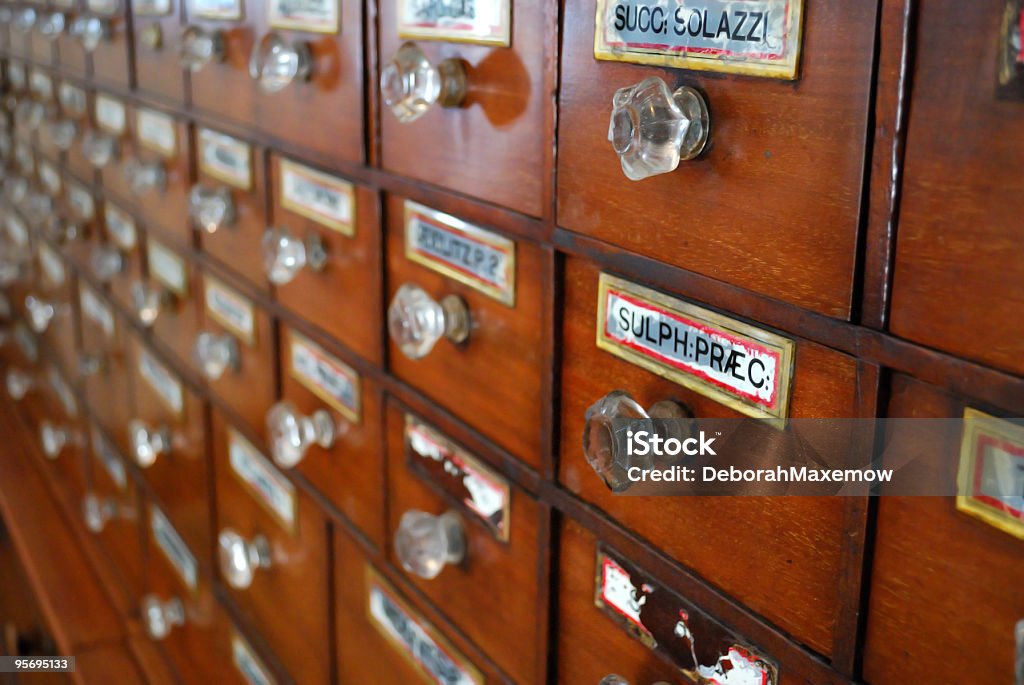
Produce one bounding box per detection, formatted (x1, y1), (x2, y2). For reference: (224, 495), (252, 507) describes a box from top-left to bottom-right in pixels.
(68, 189), (96, 222)
(14, 101), (45, 131)
(394, 509), (465, 580)
(189, 185), (235, 234)
(131, 282), (172, 328)
(387, 283), (470, 360)
(81, 130), (118, 168)
(50, 119), (79, 151)
(72, 16), (112, 53)
(90, 244), (124, 282)
(25, 295), (57, 333)
(193, 331), (239, 380)
(5, 368), (34, 400)
(140, 595), (185, 641)
(47, 218), (87, 245)
(249, 32), (311, 93)
(124, 158), (166, 195)
(218, 528), (271, 590)
(266, 400), (336, 469)
(381, 41), (467, 124)
(82, 492), (122, 533)
(40, 421), (78, 459)
(14, 8), (37, 34)
(261, 226), (326, 285)
(129, 420), (171, 468)
(38, 12), (66, 41)
(179, 25), (225, 72)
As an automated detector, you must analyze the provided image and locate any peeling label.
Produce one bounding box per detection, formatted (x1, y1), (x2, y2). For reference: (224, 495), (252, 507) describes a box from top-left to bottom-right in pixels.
(92, 427), (127, 490)
(190, 0), (242, 20)
(204, 275), (256, 346)
(957, 409), (1024, 540)
(38, 243), (66, 287)
(147, 240), (188, 297)
(231, 631), (276, 685)
(229, 427), (296, 534)
(139, 349), (184, 416)
(80, 285), (115, 338)
(198, 129), (251, 189)
(95, 94), (127, 135)
(104, 203), (137, 250)
(150, 506), (198, 591)
(269, 0), (338, 33)
(288, 329), (361, 423)
(279, 159), (354, 235)
(398, 0), (510, 46)
(136, 108), (177, 157)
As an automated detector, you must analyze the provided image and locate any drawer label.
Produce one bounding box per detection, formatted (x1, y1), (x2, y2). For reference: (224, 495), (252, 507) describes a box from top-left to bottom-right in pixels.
(150, 506), (198, 591)
(231, 631), (276, 685)
(594, 0), (805, 80)
(398, 0), (511, 47)
(80, 285), (115, 338)
(288, 330), (361, 423)
(38, 243), (66, 287)
(228, 428), (296, 534)
(136, 108), (177, 157)
(58, 83), (87, 117)
(104, 203), (137, 250)
(957, 409), (1024, 540)
(198, 129), (252, 189)
(190, 0), (243, 20)
(91, 427), (127, 490)
(596, 545), (778, 685)
(269, 0), (338, 34)
(87, 0), (121, 15)
(596, 273), (794, 425)
(147, 240), (188, 297)
(139, 348), (184, 416)
(279, 159), (354, 235)
(405, 414), (510, 542)
(68, 182), (96, 221)
(30, 70), (52, 100)
(204, 276), (256, 346)
(7, 63), (26, 92)
(367, 567), (484, 685)
(14, 323), (38, 362)
(405, 200), (516, 306)
(39, 161), (62, 196)
(133, 0), (172, 16)
(95, 94), (127, 135)
(6, 214), (29, 247)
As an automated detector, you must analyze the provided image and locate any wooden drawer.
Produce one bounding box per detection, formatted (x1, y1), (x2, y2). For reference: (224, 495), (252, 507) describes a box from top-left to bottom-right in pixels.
(141, 235), (203, 369)
(212, 411), (330, 685)
(30, 240), (77, 374)
(63, 83), (96, 183)
(7, 9), (33, 59)
(863, 374), (1024, 684)
(91, 92), (135, 204)
(384, 398), (543, 684)
(97, 199), (145, 312)
(184, 2), (257, 125)
(54, 2), (89, 77)
(558, 257), (863, 657)
(83, 0), (132, 89)
(78, 291), (136, 455)
(36, 135), (62, 180)
(29, 13), (56, 66)
(131, 0), (186, 105)
(274, 324), (385, 547)
(385, 195), (547, 469)
(36, 364), (89, 502)
(558, 0), (877, 318)
(128, 106), (191, 245)
(59, 170), (101, 271)
(267, 154), (382, 364)
(377, 0), (553, 216)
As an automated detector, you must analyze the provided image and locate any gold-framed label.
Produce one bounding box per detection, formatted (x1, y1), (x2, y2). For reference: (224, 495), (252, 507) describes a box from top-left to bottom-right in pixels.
(94, 94), (127, 135)
(79, 284), (115, 338)
(398, 0), (511, 47)
(150, 505), (198, 592)
(268, 0), (338, 34)
(132, 0), (171, 16)
(104, 203), (137, 250)
(198, 128), (252, 190)
(957, 408), (1024, 540)
(288, 329), (361, 423)
(204, 275), (256, 346)
(596, 273), (794, 425)
(228, 427), (296, 534)
(136, 108), (177, 157)
(147, 240), (188, 297)
(139, 348), (184, 417)
(279, 158), (354, 235)
(594, 0), (805, 80)
(189, 0), (242, 20)
(231, 630), (276, 685)
(404, 200), (516, 306)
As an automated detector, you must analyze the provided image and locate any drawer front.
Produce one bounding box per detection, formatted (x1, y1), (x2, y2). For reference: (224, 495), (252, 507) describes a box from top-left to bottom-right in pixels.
(559, 256), (861, 656)
(143, 236), (203, 369)
(35, 364), (89, 504)
(99, 199), (145, 312)
(79, 294), (136, 454)
(31, 241), (78, 372)
(60, 170), (101, 270)
(185, 2), (257, 124)
(378, 0), (552, 216)
(130, 107), (191, 244)
(863, 374), (1024, 684)
(55, 3), (90, 76)
(7, 13), (32, 58)
(132, 0), (187, 104)
(212, 411), (329, 685)
(385, 195), (547, 469)
(29, 17), (56, 65)
(93, 92), (135, 204)
(268, 155), (382, 364)
(558, 0), (877, 318)
(385, 398), (542, 683)
(276, 325), (385, 547)
(85, 0), (132, 89)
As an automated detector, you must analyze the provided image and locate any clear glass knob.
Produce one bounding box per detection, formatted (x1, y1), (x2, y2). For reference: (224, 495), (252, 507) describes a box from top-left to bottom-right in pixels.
(139, 22), (162, 50)
(189, 185), (235, 234)
(50, 119), (79, 151)
(266, 400), (336, 469)
(5, 368), (34, 400)
(90, 244), (124, 282)
(218, 528), (271, 590)
(249, 32), (311, 93)
(381, 41), (467, 124)
(388, 283), (470, 360)
(82, 492), (119, 533)
(131, 282), (171, 328)
(128, 419), (171, 468)
(179, 26), (225, 72)
(73, 16), (112, 53)
(38, 12), (66, 41)
(40, 421), (77, 459)
(25, 295), (57, 333)
(77, 352), (107, 377)
(81, 130), (119, 168)
(193, 331), (239, 380)
(394, 509), (465, 580)
(47, 218), (87, 245)
(261, 226), (326, 285)
(23, 191), (54, 225)
(68, 188), (96, 222)
(140, 595), (185, 641)
(4, 176), (29, 204)
(609, 77), (710, 181)
(123, 158), (166, 196)
(14, 7), (37, 34)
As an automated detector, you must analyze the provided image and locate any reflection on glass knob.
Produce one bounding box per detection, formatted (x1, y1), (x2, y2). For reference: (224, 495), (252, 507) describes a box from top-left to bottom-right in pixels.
(5, 368), (35, 400)
(218, 528), (271, 590)
(131, 282), (172, 328)
(599, 676), (670, 685)
(261, 226), (326, 285)
(4, 177), (29, 204)
(189, 185), (235, 234)
(388, 283), (470, 360)
(193, 331), (239, 380)
(395, 509), (465, 580)
(38, 12), (66, 41)
(50, 119), (79, 151)
(81, 130), (118, 168)
(179, 26), (225, 72)
(124, 158), (166, 196)
(73, 16), (112, 52)
(25, 295), (57, 333)
(77, 352), (107, 377)
(381, 41), (467, 123)
(82, 492), (121, 533)
(140, 595), (184, 641)
(90, 244), (124, 282)
(266, 400), (336, 469)
(249, 32), (312, 93)
(609, 76), (710, 181)
(14, 8), (37, 34)
(128, 419), (171, 468)
(139, 22), (162, 51)
(40, 421), (78, 459)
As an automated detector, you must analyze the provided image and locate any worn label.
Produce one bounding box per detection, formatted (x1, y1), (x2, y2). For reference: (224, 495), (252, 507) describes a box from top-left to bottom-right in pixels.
(87, 0), (120, 14)
(957, 409), (1024, 540)
(199, 128), (251, 189)
(6, 214), (29, 247)
(133, 0), (172, 16)
(288, 330), (360, 423)
(136, 108), (177, 156)
(228, 428), (296, 534)
(367, 567), (483, 685)
(95, 94), (127, 135)
(405, 415), (510, 541)
(269, 0), (338, 33)
(594, 0), (805, 80)
(231, 631), (276, 685)
(596, 273), (794, 425)
(30, 70), (52, 100)
(190, 0), (242, 20)
(58, 83), (87, 117)
(204, 275), (256, 346)
(139, 348), (184, 416)
(147, 240), (188, 297)
(104, 203), (137, 250)
(39, 161), (62, 195)
(92, 427), (127, 490)
(279, 159), (354, 235)
(398, 0), (510, 46)
(38, 243), (65, 287)
(80, 285), (115, 338)
(405, 200), (516, 306)
(150, 506), (198, 591)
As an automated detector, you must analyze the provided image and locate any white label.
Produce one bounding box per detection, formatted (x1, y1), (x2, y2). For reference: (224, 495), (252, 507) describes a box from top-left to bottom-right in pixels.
(6, 214), (29, 247)
(39, 161), (62, 195)
(87, 0), (121, 14)
(398, 0), (510, 46)
(104, 204), (137, 250)
(150, 507), (198, 591)
(147, 240), (188, 296)
(139, 349), (184, 415)
(38, 243), (65, 287)
(599, 555), (646, 629)
(231, 632), (276, 685)
(80, 285), (115, 338)
(92, 427), (127, 490)
(190, 0), (242, 20)
(30, 70), (52, 100)
(289, 330), (360, 422)
(269, 0), (338, 33)
(199, 129), (251, 189)
(133, 0), (171, 16)
(58, 83), (87, 117)
(279, 159), (354, 235)
(204, 276), (255, 345)
(228, 428), (296, 533)
(95, 94), (126, 135)
(136, 108), (177, 157)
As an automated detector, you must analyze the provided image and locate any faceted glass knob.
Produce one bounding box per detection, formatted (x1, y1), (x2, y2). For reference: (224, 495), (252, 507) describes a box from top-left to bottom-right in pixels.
(38, 12), (66, 41)
(140, 595), (185, 641)
(82, 492), (118, 533)
(128, 419), (171, 468)
(266, 400), (336, 469)
(179, 26), (225, 72)
(90, 244), (124, 282)
(13, 8), (37, 34)
(131, 282), (171, 328)
(218, 528), (271, 590)
(608, 76), (710, 181)
(73, 16), (112, 52)
(40, 421), (76, 459)
(189, 185), (235, 234)
(387, 283), (470, 360)
(50, 119), (79, 151)
(124, 158), (166, 196)
(5, 368), (34, 400)
(381, 41), (467, 124)
(395, 510), (465, 580)
(261, 226), (326, 285)
(25, 295), (57, 333)
(139, 22), (162, 50)
(193, 331), (239, 380)
(249, 33), (312, 94)
(81, 130), (118, 168)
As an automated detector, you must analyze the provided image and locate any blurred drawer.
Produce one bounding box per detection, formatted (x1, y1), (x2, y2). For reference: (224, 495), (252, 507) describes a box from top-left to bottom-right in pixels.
(126, 106), (191, 244)
(53, 1), (89, 77)
(29, 68), (59, 158)
(267, 154), (382, 364)
(33, 362), (89, 505)
(271, 324), (384, 547)
(385, 398), (542, 684)
(139, 235), (203, 368)
(212, 411), (330, 685)
(28, 240), (78, 373)
(131, 0), (186, 104)
(59, 170), (101, 270)
(82, 0), (132, 89)
(385, 195), (546, 469)
(62, 82), (97, 182)
(91, 92), (135, 203)
(558, 0), (877, 318)
(559, 257), (862, 656)
(28, 11), (57, 65)
(78, 284), (135, 453)
(863, 374), (1024, 684)
(7, 8), (34, 58)
(378, 0), (552, 216)
(94, 198), (144, 311)
(183, 1), (256, 124)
